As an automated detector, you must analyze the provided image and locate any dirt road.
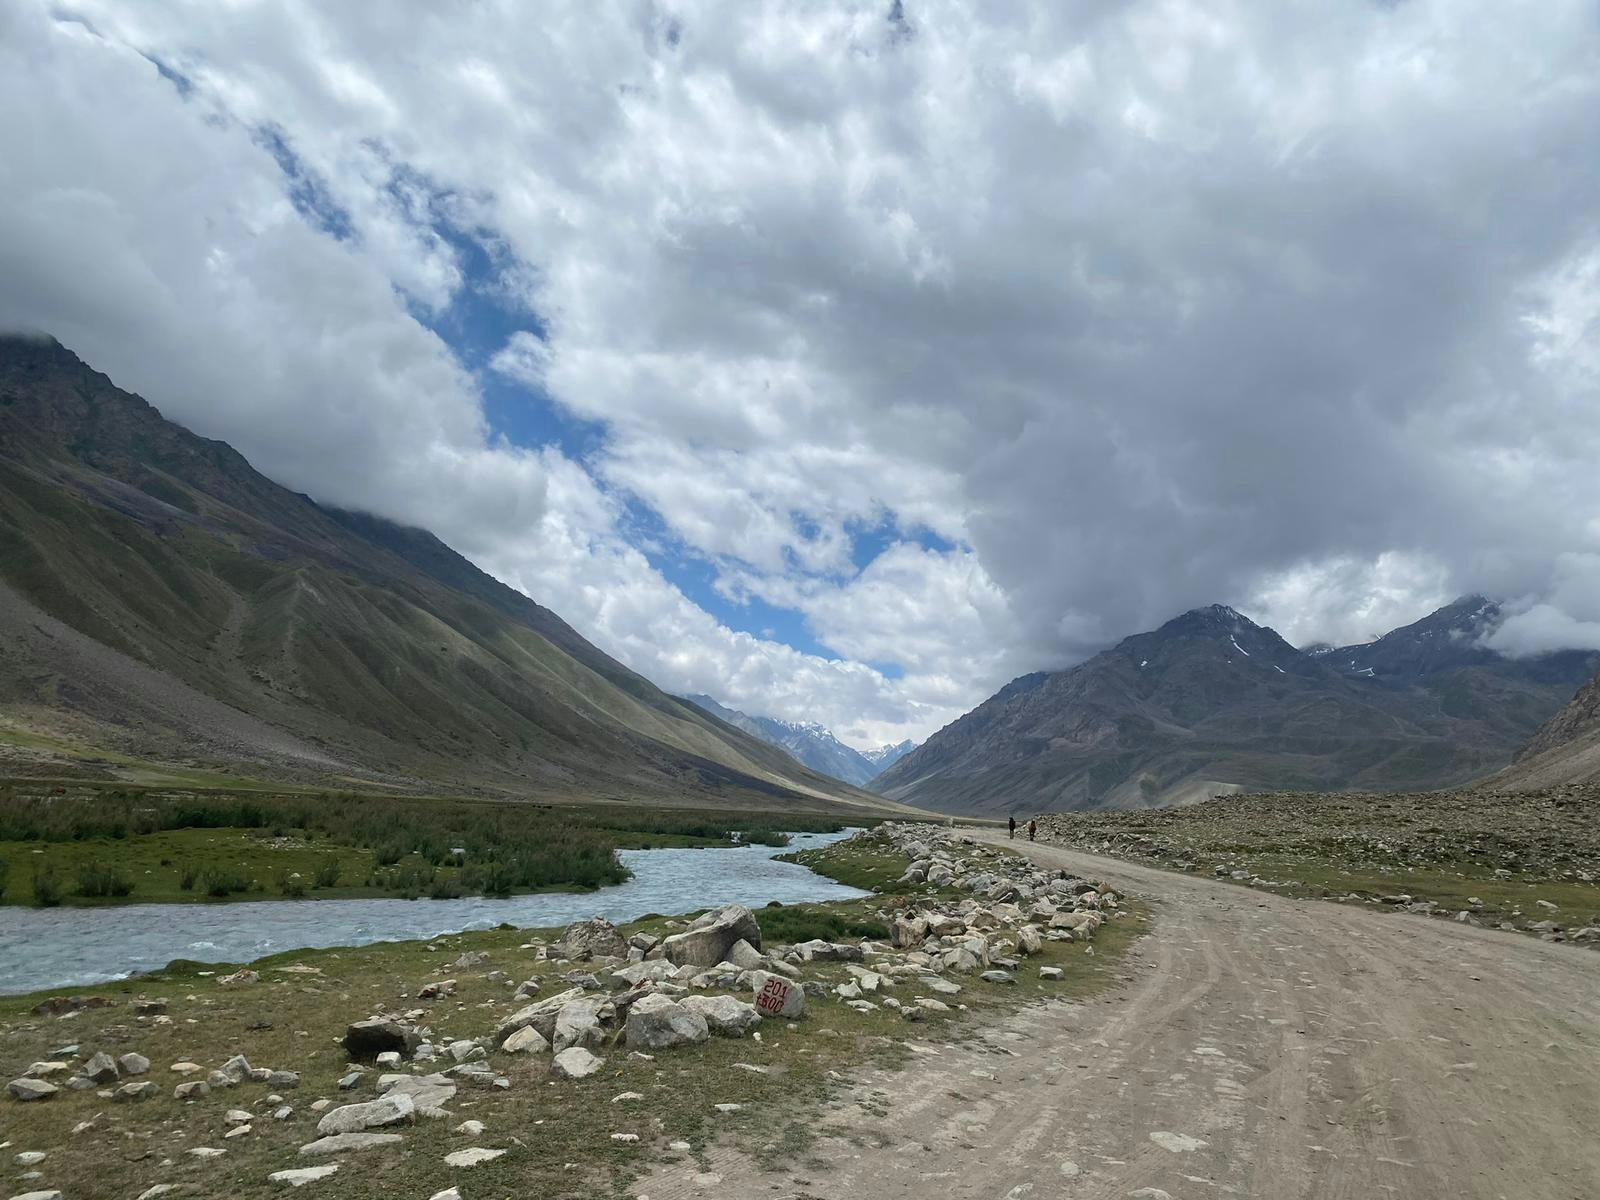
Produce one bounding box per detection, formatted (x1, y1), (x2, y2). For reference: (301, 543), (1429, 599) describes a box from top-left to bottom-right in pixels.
(645, 833), (1600, 1200)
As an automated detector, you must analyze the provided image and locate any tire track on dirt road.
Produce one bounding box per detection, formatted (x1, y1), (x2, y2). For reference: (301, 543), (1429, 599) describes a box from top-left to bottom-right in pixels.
(643, 833), (1600, 1200)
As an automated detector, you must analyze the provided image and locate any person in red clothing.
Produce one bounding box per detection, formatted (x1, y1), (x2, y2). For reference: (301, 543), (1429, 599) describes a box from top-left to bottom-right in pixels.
(1027, 818), (1036, 842)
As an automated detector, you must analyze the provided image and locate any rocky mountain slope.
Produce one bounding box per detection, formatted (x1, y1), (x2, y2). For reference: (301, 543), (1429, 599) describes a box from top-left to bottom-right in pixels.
(1491, 666), (1600, 789)
(873, 602), (1599, 815)
(0, 334), (890, 812)
(684, 695), (914, 787)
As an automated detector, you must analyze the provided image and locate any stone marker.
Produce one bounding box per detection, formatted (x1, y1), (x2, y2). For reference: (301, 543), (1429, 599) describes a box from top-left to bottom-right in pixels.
(750, 971), (804, 1019)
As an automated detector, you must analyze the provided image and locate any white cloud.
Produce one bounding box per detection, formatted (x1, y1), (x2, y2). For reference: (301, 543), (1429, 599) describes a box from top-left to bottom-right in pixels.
(5, 0), (1600, 749)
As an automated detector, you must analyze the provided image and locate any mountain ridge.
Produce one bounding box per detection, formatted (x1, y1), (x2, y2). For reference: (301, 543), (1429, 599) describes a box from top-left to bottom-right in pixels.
(873, 600), (1600, 814)
(0, 334), (896, 814)
(683, 694), (916, 787)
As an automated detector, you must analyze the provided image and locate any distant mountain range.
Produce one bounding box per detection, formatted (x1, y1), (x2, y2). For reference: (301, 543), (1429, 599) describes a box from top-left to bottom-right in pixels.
(0, 334), (897, 815)
(873, 599), (1600, 814)
(685, 695), (916, 787)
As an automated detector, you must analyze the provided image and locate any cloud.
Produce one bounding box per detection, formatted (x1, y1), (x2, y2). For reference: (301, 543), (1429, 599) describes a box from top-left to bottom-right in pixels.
(4, 1), (1600, 748)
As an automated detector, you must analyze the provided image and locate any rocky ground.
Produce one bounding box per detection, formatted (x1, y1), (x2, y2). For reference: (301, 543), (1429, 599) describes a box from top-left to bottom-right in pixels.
(1034, 782), (1600, 941)
(0, 826), (1142, 1200)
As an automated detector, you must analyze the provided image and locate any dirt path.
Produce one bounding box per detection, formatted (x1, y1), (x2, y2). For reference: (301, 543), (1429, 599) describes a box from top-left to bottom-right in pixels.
(643, 833), (1600, 1200)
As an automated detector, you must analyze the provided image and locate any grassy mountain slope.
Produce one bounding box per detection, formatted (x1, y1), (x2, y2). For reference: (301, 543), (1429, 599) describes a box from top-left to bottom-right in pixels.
(0, 335), (894, 813)
(874, 603), (1599, 815)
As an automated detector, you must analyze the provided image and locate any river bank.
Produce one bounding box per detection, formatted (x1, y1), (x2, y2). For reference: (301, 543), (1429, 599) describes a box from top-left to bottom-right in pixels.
(0, 825), (1143, 1200)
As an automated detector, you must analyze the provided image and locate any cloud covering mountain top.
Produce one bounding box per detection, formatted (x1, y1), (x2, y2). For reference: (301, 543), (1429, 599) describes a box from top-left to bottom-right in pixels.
(3, 1), (1598, 744)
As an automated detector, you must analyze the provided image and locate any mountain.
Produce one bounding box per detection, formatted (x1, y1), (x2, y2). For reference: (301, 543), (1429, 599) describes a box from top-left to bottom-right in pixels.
(682, 695), (912, 788)
(1491, 666), (1600, 789)
(0, 334), (896, 814)
(862, 739), (918, 772)
(873, 602), (1600, 815)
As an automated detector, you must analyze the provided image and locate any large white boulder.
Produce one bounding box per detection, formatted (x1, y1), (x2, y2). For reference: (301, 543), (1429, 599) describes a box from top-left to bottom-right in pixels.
(681, 994), (762, 1037)
(624, 993), (709, 1050)
(661, 904), (762, 969)
(315, 1092), (415, 1136)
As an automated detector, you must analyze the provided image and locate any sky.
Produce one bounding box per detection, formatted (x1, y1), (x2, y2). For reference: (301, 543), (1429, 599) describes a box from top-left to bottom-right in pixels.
(3, 1), (1599, 749)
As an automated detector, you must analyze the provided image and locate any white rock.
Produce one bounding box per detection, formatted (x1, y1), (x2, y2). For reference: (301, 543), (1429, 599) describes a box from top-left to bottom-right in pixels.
(268, 1164), (340, 1188)
(625, 993), (709, 1050)
(315, 1092), (415, 1135)
(297, 1132), (404, 1156)
(552, 1047), (603, 1079)
(501, 1025), (549, 1054)
(443, 1147), (505, 1167)
(748, 971), (804, 1019)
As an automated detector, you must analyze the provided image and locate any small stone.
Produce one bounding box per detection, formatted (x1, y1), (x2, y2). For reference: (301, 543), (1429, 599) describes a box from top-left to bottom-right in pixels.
(268, 1164), (340, 1187)
(114, 1081), (161, 1101)
(225, 1124), (252, 1139)
(1039, 966), (1065, 980)
(187, 1147), (228, 1159)
(268, 1070), (301, 1088)
(337, 1072), (363, 1091)
(274, 1106), (294, 1120)
(375, 1051), (401, 1068)
(227, 1109), (254, 1124)
(118, 1053), (152, 1076)
(8, 1078), (59, 1102)
(979, 969), (1015, 985)
(501, 1025), (548, 1054)
(174, 1081), (210, 1101)
(713, 1102), (743, 1113)
(455, 1119), (485, 1137)
(669, 1140), (691, 1152)
(170, 1061), (203, 1075)
(429, 1190), (463, 1200)
(611, 1132), (640, 1143)
(9, 1191), (62, 1200)
(15, 1152), (48, 1166)
(612, 1091), (644, 1103)
(443, 1147), (505, 1167)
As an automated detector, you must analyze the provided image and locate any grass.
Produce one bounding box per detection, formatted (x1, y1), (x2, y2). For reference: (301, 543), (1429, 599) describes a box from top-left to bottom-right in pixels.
(0, 781), (849, 906)
(0, 838), (1145, 1200)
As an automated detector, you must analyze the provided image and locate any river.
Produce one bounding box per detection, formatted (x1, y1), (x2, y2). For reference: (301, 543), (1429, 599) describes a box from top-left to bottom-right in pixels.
(0, 829), (866, 995)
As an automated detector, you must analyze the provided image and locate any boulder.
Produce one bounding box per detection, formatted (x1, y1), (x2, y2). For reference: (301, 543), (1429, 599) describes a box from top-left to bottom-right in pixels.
(315, 1092), (416, 1136)
(552, 1046), (604, 1079)
(118, 1053), (151, 1076)
(678, 994), (763, 1039)
(891, 916), (928, 948)
(552, 999), (608, 1053)
(298, 1132), (404, 1156)
(376, 1073), (457, 1117)
(1017, 926), (1044, 956)
(557, 916), (629, 961)
(268, 1070), (300, 1088)
(722, 938), (766, 970)
(501, 1025), (549, 1054)
(8, 1078), (58, 1101)
(174, 1081), (210, 1100)
(342, 1018), (420, 1062)
(493, 987), (584, 1043)
(219, 1055), (253, 1084)
(749, 970), (804, 1019)
(792, 939), (864, 963)
(624, 993), (709, 1050)
(81, 1051), (119, 1083)
(114, 1081), (161, 1101)
(980, 969), (1016, 985)
(609, 960), (678, 988)
(662, 903), (762, 969)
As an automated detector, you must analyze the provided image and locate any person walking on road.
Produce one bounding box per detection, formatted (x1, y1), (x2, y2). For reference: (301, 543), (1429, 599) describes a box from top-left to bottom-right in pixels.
(1027, 818), (1036, 842)
(1008, 815), (1016, 839)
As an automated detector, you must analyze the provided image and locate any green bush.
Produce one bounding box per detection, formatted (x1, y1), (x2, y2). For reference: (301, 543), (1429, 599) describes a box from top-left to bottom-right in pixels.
(201, 867), (251, 897)
(179, 864), (199, 891)
(74, 861), (134, 898)
(32, 865), (63, 907)
(313, 858), (342, 889)
(757, 904), (890, 945)
(279, 874), (308, 898)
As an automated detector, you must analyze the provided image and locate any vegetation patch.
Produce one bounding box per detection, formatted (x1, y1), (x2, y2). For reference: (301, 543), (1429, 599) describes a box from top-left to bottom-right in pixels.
(0, 781), (846, 906)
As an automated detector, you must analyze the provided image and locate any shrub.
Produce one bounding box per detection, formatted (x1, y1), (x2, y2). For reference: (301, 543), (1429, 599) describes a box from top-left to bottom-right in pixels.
(179, 864), (199, 891)
(313, 859), (342, 889)
(74, 861), (135, 898)
(279, 874), (308, 898)
(32, 865), (63, 907)
(201, 867), (251, 898)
